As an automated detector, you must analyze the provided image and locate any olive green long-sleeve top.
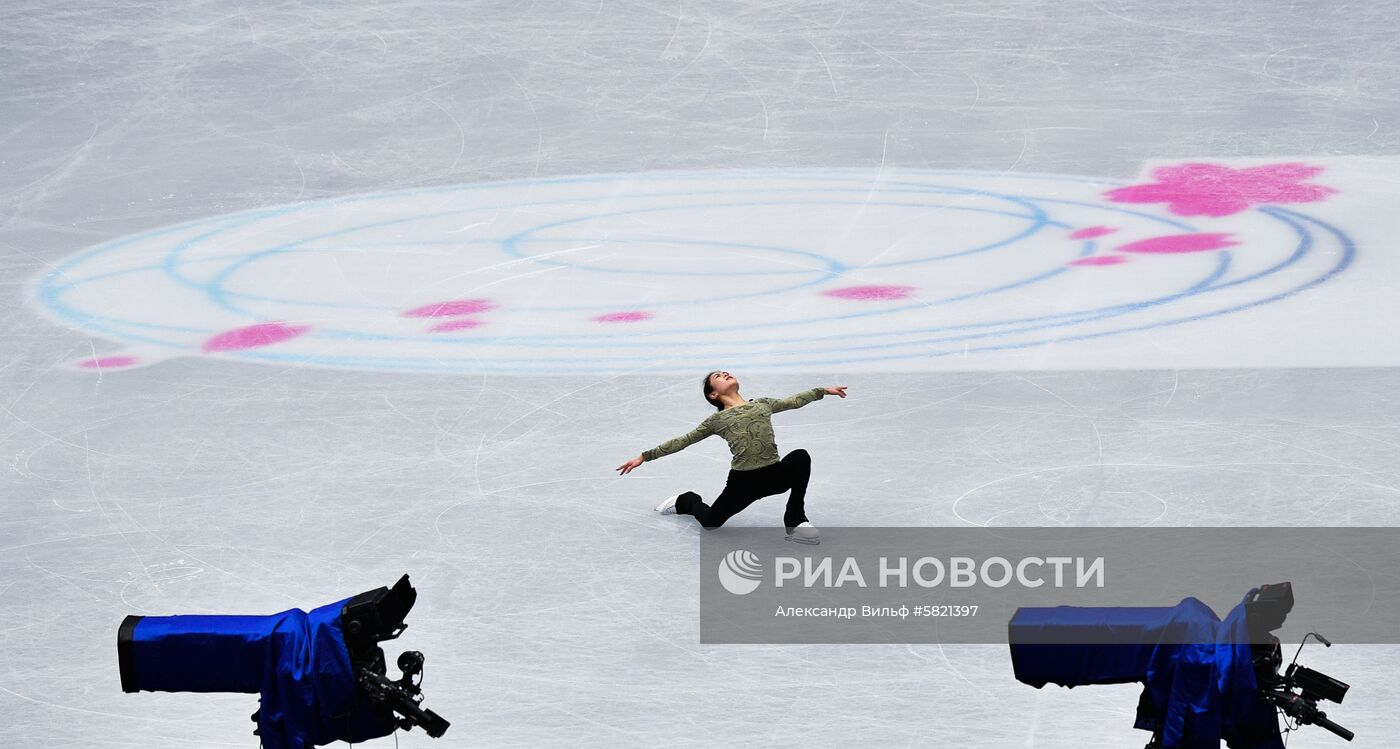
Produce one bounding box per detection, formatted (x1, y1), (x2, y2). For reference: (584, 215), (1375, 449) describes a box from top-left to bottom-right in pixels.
(641, 388), (826, 471)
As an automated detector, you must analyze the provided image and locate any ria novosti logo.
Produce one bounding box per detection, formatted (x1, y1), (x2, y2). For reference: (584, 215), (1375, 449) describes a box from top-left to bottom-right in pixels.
(717, 550), (1106, 595)
(717, 550), (764, 595)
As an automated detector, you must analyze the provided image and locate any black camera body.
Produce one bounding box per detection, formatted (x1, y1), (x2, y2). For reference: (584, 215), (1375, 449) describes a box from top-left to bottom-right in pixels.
(1245, 582), (1351, 743)
(340, 575), (450, 738)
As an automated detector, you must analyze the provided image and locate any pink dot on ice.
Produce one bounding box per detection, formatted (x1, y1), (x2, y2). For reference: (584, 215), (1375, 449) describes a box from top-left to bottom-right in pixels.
(593, 311), (652, 323)
(403, 299), (495, 318)
(1068, 256), (1127, 266)
(202, 322), (311, 352)
(822, 285), (917, 301)
(1116, 233), (1239, 255)
(1069, 226), (1117, 240)
(430, 319), (486, 332)
(78, 356), (138, 369)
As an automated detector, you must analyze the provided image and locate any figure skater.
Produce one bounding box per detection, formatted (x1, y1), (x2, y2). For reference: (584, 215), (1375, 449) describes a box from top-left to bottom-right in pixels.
(615, 371), (847, 544)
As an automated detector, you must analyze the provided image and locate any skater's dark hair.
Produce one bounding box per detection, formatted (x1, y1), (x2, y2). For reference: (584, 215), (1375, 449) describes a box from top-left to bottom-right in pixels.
(703, 371), (723, 411)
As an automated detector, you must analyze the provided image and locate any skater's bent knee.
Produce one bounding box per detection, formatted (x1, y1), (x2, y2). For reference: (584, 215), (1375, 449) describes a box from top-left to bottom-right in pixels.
(699, 515), (730, 530)
(787, 449), (810, 463)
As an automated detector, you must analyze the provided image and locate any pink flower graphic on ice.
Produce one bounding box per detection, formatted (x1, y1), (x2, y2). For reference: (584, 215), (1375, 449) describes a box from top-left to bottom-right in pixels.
(1116, 233), (1239, 255)
(822, 285), (917, 301)
(202, 322), (311, 352)
(593, 310), (653, 323)
(403, 299), (495, 318)
(77, 355), (140, 369)
(1105, 163), (1335, 217)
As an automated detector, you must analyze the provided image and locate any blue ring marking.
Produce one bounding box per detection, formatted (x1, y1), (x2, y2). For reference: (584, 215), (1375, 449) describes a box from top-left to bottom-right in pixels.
(46, 244), (505, 312)
(196, 186), (1051, 315)
(137, 208), (1344, 377)
(475, 203), (1210, 337)
(181, 179), (1203, 328)
(34, 171), (1143, 327)
(604, 207), (1344, 369)
(33, 170), (1339, 366)
(405, 236), (853, 276)
(208, 204), (1061, 316)
(220, 206), (1342, 376)
(711, 206), (1355, 369)
(207, 237), (849, 314)
(200, 188), (1058, 334)
(144, 183), (1042, 319)
(103, 225), (1248, 366)
(192, 180), (1077, 327)
(624, 251), (1237, 356)
(32, 208), (292, 343)
(48, 249), (329, 290)
(458, 199), (1270, 345)
(38, 201), (1247, 352)
(284, 245), (1237, 359)
(39, 210), (275, 295)
(188, 206), (1318, 365)
(160, 182), (1039, 290)
(257, 252), (1097, 348)
(32, 166), (1141, 302)
(505, 210), (1327, 360)
(18, 168), (1140, 352)
(160, 207), (466, 302)
(499, 239), (1232, 346)
(495, 196), (1048, 273)
(636, 257), (1246, 361)
(38, 238), (1087, 346)
(32, 204), (1260, 352)
(616, 215), (1321, 352)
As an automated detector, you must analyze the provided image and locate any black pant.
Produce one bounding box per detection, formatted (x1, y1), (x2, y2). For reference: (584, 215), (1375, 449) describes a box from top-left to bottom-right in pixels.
(675, 449), (811, 529)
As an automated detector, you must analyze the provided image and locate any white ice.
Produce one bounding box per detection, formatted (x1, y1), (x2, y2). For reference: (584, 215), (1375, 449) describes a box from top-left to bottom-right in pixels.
(3, 1), (1398, 747)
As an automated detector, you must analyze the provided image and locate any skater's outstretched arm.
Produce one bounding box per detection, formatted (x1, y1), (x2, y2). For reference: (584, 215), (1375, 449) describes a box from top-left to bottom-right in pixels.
(617, 421), (715, 475)
(765, 386), (847, 413)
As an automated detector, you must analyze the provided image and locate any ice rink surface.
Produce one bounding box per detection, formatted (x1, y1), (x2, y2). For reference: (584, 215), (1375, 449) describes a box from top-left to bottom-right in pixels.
(4, 1), (1400, 746)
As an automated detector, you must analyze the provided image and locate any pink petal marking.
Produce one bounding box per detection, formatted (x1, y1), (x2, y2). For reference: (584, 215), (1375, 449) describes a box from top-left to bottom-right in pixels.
(822, 285), (918, 301)
(1069, 226), (1118, 240)
(1068, 256), (1128, 266)
(1105, 162), (1335, 217)
(404, 299), (496, 318)
(77, 355), (139, 369)
(1115, 233), (1239, 255)
(593, 311), (653, 323)
(202, 322), (311, 352)
(429, 319), (486, 332)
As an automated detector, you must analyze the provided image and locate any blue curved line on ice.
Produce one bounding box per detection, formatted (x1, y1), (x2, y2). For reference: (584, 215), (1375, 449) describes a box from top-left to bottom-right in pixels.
(30, 171), (1346, 370)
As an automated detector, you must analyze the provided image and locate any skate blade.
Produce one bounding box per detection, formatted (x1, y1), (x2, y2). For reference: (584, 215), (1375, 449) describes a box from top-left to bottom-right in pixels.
(785, 535), (820, 545)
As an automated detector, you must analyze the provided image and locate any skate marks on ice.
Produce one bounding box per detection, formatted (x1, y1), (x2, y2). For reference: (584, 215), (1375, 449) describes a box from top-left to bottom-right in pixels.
(31, 158), (1400, 375)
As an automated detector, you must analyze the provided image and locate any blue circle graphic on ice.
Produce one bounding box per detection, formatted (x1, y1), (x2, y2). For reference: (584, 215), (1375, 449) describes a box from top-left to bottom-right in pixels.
(719, 550), (764, 596)
(32, 168), (1352, 374)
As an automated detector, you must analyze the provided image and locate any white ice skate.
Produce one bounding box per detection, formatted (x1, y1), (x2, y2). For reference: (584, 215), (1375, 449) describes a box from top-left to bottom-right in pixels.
(785, 522), (820, 545)
(654, 495), (679, 515)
